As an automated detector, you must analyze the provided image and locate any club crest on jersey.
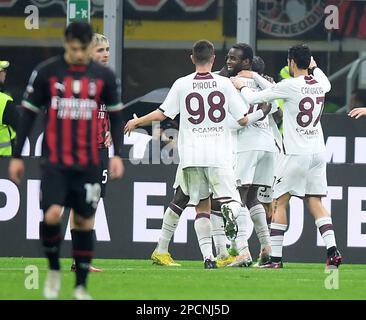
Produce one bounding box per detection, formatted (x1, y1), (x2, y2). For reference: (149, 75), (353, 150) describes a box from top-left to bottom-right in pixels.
(72, 80), (81, 95)
(89, 81), (97, 97)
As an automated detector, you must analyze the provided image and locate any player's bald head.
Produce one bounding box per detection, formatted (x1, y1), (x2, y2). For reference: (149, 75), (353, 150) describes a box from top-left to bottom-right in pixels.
(192, 40), (215, 65)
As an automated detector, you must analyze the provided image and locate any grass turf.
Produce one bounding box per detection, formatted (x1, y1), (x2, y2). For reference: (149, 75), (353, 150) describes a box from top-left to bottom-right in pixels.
(0, 257), (365, 300)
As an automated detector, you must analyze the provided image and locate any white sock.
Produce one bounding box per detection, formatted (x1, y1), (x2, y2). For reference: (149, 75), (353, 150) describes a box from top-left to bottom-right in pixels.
(270, 223), (287, 258)
(235, 206), (250, 256)
(250, 204), (271, 249)
(156, 207), (180, 254)
(194, 213), (214, 260)
(315, 216), (337, 249)
(211, 211), (229, 258)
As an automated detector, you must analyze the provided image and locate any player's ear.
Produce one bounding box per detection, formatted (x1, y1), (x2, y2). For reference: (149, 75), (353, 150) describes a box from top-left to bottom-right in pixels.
(210, 55), (215, 65)
(190, 54), (195, 65)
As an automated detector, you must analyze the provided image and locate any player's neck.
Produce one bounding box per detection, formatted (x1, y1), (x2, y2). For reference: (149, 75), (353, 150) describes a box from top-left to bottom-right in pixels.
(195, 64), (212, 74)
(293, 69), (308, 78)
(64, 53), (91, 66)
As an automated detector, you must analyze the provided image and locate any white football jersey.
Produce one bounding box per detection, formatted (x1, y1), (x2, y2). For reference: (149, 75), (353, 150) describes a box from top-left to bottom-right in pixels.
(241, 68), (330, 155)
(236, 77), (277, 153)
(160, 72), (248, 168)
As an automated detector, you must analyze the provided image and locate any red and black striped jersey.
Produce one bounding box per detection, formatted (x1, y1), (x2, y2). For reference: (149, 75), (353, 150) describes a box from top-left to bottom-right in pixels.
(22, 55), (122, 168)
(97, 103), (109, 149)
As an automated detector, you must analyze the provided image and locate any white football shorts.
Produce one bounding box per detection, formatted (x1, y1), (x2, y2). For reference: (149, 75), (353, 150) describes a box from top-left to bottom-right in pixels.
(235, 150), (276, 188)
(182, 167), (241, 206)
(272, 152), (327, 199)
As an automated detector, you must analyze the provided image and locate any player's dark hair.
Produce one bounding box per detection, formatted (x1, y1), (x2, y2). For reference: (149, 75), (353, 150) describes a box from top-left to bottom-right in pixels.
(288, 44), (311, 70)
(232, 43), (253, 64)
(64, 22), (93, 45)
(192, 40), (215, 65)
(252, 56), (265, 74)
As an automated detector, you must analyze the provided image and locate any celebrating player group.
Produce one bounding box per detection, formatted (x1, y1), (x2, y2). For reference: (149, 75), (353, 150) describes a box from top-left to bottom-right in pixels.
(125, 40), (343, 270)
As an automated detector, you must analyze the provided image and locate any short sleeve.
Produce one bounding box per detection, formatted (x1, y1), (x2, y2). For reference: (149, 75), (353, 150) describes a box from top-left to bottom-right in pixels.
(159, 80), (181, 119)
(226, 80), (249, 121)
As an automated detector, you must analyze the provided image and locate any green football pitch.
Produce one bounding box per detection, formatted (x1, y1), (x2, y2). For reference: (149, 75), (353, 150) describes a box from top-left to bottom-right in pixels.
(0, 258), (365, 300)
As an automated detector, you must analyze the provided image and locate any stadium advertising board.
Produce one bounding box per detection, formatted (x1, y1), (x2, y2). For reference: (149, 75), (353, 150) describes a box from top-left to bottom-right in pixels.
(1, 114), (366, 263)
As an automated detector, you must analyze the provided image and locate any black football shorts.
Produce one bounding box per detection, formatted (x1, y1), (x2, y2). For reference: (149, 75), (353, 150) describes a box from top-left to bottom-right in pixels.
(40, 164), (101, 218)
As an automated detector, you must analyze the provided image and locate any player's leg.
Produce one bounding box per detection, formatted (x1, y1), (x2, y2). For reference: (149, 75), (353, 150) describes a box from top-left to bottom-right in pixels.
(260, 153), (309, 268)
(194, 197), (216, 269)
(226, 204), (252, 267)
(151, 186), (188, 266)
(258, 193), (289, 268)
(69, 148), (108, 272)
(40, 166), (67, 299)
(305, 196), (342, 268)
(71, 213), (95, 300)
(70, 168), (101, 300)
(227, 186), (249, 257)
(208, 167), (249, 267)
(210, 197), (236, 267)
(184, 167), (216, 268)
(69, 210), (102, 272)
(247, 186), (271, 265)
(304, 152), (342, 268)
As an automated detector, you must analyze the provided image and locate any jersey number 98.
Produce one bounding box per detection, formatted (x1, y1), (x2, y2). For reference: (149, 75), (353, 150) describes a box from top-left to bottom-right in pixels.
(185, 91), (226, 125)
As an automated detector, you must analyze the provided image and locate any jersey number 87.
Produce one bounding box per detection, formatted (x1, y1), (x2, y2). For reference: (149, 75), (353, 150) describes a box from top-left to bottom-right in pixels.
(296, 96), (325, 128)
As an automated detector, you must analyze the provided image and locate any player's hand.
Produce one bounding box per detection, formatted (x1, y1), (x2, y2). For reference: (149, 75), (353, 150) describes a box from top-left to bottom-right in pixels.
(9, 158), (25, 185)
(263, 75), (275, 83)
(124, 114), (139, 136)
(258, 102), (272, 116)
(230, 77), (246, 90)
(309, 56), (317, 69)
(109, 156), (124, 180)
(237, 70), (254, 78)
(348, 107), (366, 119)
(104, 131), (112, 148)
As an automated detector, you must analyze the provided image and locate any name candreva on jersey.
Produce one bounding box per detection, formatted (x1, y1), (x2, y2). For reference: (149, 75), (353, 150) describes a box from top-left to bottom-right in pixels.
(301, 87), (324, 95)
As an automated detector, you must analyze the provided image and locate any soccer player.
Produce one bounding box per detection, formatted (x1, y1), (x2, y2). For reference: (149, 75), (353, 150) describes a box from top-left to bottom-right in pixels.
(250, 55), (283, 233)
(8, 22), (124, 299)
(217, 44), (277, 267)
(125, 40), (270, 268)
(68, 33), (117, 273)
(231, 44), (342, 269)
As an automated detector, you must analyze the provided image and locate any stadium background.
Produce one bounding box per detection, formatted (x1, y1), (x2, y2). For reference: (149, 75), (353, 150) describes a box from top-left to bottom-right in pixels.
(1, 0), (366, 263)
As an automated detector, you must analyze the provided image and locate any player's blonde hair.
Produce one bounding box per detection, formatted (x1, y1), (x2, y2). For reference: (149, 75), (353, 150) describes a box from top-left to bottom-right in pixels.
(91, 33), (109, 48)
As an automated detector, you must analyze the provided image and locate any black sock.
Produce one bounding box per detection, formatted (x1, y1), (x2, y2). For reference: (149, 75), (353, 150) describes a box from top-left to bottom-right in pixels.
(327, 246), (337, 257)
(270, 256), (282, 263)
(71, 229), (94, 288)
(40, 222), (62, 270)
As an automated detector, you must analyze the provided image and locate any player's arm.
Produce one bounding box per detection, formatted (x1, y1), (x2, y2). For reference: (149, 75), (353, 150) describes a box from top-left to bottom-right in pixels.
(125, 80), (180, 135)
(236, 70), (275, 90)
(226, 79), (271, 127)
(124, 109), (167, 135)
(309, 57), (331, 93)
(232, 78), (289, 105)
(348, 107), (366, 119)
(10, 68), (46, 184)
(271, 100), (283, 125)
